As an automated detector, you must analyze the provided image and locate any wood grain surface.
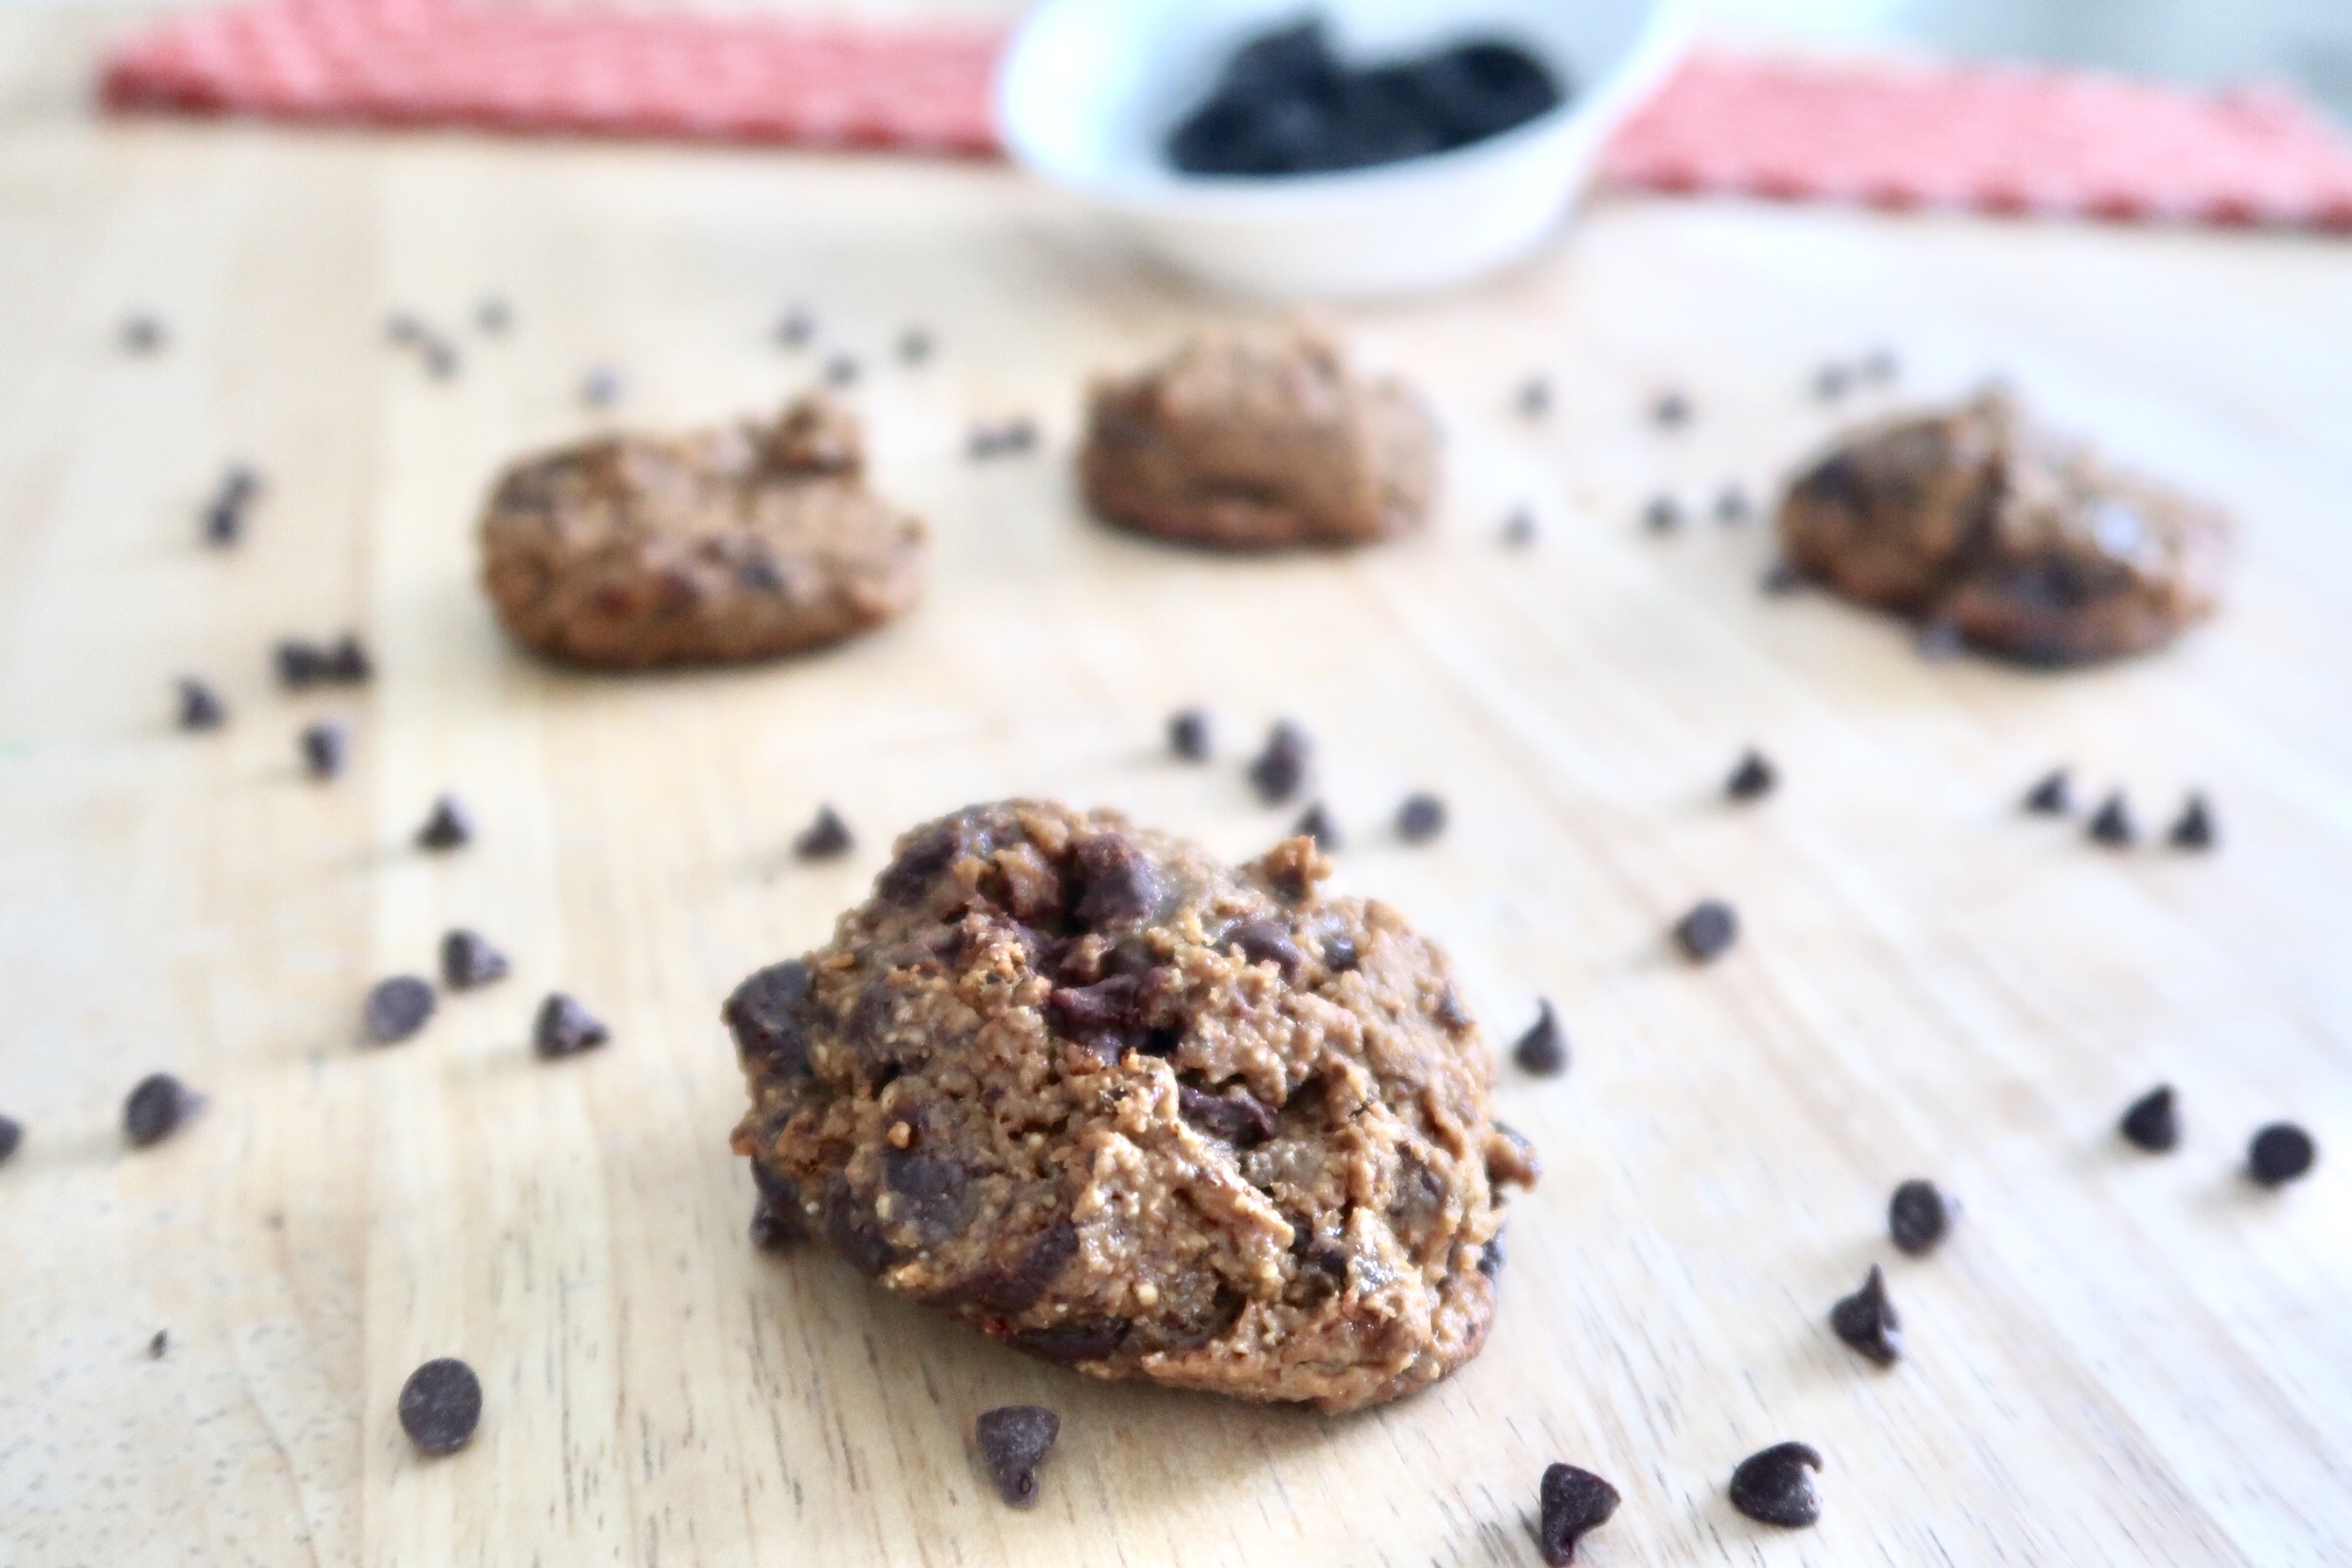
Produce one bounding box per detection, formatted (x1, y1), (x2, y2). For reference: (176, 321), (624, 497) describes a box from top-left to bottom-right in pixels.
(3, 10), (2351, 1566)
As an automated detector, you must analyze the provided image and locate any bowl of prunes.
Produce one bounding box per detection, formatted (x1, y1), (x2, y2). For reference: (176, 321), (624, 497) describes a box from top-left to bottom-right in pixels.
(996, 0), (1689, 299)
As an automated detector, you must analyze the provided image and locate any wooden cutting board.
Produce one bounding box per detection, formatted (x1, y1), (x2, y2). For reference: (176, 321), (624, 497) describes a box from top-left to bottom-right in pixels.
(3, 15), (2349, 1566)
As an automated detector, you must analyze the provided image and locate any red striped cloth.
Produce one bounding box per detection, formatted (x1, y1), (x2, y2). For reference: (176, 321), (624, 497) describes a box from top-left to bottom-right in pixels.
(100, 4), (2352, 230)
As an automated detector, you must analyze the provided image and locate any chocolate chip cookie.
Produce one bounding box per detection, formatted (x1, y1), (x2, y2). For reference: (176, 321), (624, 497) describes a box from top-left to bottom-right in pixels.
(480, 396), (923, 667)
(1778, 389), (2229, 664)
(726, 801), (1536, 1412)
(1079, 329), (1440, 550)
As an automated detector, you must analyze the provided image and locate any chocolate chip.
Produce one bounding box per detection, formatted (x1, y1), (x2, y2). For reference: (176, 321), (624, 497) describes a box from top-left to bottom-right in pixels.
(440, 929), (511, 990)
(1725, 749), (1777, 802)
(176, 679), (226, 731)
(1168, 707), (1211, 761)
(1728, 1441), (1823, 1528)
(725, 960), (813, 1075)
(1435, 991), (1472, 1032)
(122, 313), (167, 353)
(2120, 1084), (2179, 1152)
(364, 976), (436, 1045)
(1477, 1226), (1505, 1280)
(1007, 1318), (1128, 1366)
(123, 1073), (205, 1148)
(1888, 1178), (1955, 1255)
(2087, 792), (2135, 848)
(416, 795), (473, 850)
(1516, 377), (1551, 418)
(974, 1404), (1059, 1507)
(1178, 1083), (1277, 1147)
(1672, 900), (1739, 962)
(325, 635), (371, 684)
(0, 1114), (20, 1165)
(997, 416), (1040, 455)
(1714, 486), (1751, 524)
(1859, 348), (1898, 382)
(1536, 1462), (1620, 1565)
(275, 639), (328, 690)
(1046, 974), (1143, 1040)
(301, 721), (346, 781)
(1829, 1263), (1902, 1367)
(897, 328), (934, 366)
(1396, 792), (1446, 844)
(474, 297), (512, 334)
(1247, 721), (1311, 805)
(1074, 836), (1163, 928)
(1293, 802), (1341, 850)
(533, 993), (609, 1058)
(149, 1329), (169, 1359)
(775, 308), (815, 349)
(1512, 1001), (1567, 1076)
(2168, 793), (2215, 851)
(1642, 495), (1681, 533)
(202, 466), (259, 547)
(421, 338), (462, 380)
(1227, 919), (1302, 979)
(1651, 390), (1690, 428)
(2247, 1123), (2316, 1187)
(385, 312), (425, 346)
(398, 1357), (482, 1456)
(1502, 508), (1538, 546)
(1916, 617), (1965, 662)
(2024, 768), (2071, 814)
(794, 806), (854, 859)
(823, 355), (860, 388)
(1761, 558), (1804, 595)
(1812, 363), (1852, 401)
(580, 367), (621, 408)
(750, 1196), (801, 1250)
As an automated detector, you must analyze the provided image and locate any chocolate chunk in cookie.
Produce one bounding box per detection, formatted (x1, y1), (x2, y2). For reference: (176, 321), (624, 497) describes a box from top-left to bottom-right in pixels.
(727, 802), (1538, 1412)
(1777, 389), (2229, 665)
(1079, 330), (1439, 551)
(480, 395), (925, 667)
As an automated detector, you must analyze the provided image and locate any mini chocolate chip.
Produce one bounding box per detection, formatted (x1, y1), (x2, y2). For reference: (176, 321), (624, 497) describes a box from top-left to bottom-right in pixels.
(1888, 1178), (1955, 1255)
(1651, 390), (1691, 428)
(1760, 558), (1804, 595)
(275, 639), (328, 690)
(974, 1404), (1059, 1508)
(440, 929), (511, 990)
(1167, 707), (1211, 761)
(176, 679), (227, 731)
(1673, 900), (1739, 962)
(325, 635), (371, 684)
(474, 297), (512, 334)
(1228, 919), (1302, 979)
(1516, 376), (1551, 418)
(1714, 486), (1751, 524)
(416, 795), (473, 850)
(897, 328), (934, 366)
(533, 993), (609, 1059)
(398, 1357), (482, 1456)
(1860, 348), (1898, 382)
(1812, 363), (1852, 401)
(421, 338), (462, 379)
(1293, 802), (1341, 850)
(149, 1329), (169, 1359)
(300, 721), (346, 780)
(202, 466), (259, 546)
(2168, 793), (2216, 851)
(580, 367), (621, 408)
(123, 1073), (205, 1148)
(1502, 508), (1538, 546)
(2247, 1123), (2316, 1187)
(364, 976), (436, 1045)
(122, 313), (167, 353)
(1177, 1083), (1276, 1147)
(1537, 1462), (1620, 1565)
(1725, 750), (1777, 802)
(1728, 1442), (1823, 1528)
(1477, 1226), (1505, 1280)
(822, 355), (860, 388)
(775, 308), (814, 349)
(1247, 721), (1311, 805)
(2120, 1085), (2179, 1152)
(1829, 1263), (1902, 1367)
(1642, 495), (1681, 533)
(0, 1113), (20, 1165)
(2024, 768), (2071, 814)
(1396, 792), (1446, 844)
(794, 806), (854, 859)
(1916, 617), (1965, 662)
(1512, 1001), (1567, 1076)
(2087, 792), (2135, 848)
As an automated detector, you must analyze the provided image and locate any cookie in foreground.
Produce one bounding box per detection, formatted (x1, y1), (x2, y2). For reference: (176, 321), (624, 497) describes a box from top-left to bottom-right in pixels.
(479, 395), (924, 667)
(726, 801), (1537, 1412)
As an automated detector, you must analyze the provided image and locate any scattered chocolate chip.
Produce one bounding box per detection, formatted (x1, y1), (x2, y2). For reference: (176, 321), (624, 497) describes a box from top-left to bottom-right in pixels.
(301, 721), (347, 781)
(386, 312), (425, 346)
(775, 308), (815, 349)
(438, 928), (511, 990)
(1293, 802), (1341, 849)
(1916, 617), (1965, 662)
(2168, 793), (2216, 851)
(275, 639), (329, 690)
(822, 355), (860, 388)
(794, 806), (854, 860)
(1642, 495), (1681, 533)
(1168, 707), (1211, 761)
(1536, 1462), (1620, 1565)
(1714, 486), (1751, 524)
(1728, 1442), (1823, 1529)
(1812, 363), (1852, 401)
(149, 1329), (170, 1359)
(1228, 919), (1303, 979)
(201, 465), (260, 547)
(398, 1357), (483, 1456)
(364, 976), (436, 1045)
(968, 416), (1042, 460)
(1502, 508), (1538, 547)
(897, 328), (934, 366)
(2087, 792), (2135, 848)
(1396, 792), (1446, 844)
(533, 993), (609, 1058)
(1178, 1083), (1277, 1147)
(1760, 558), (1804, 595)
(1512, 1001), (1567, 1076)
(1888, 1178), (1955, 1255)
(580, 367), (621, 408)
(2247, 1123), (2316, 1188)
(123, 1073), (205, 1148)
(1725, 749), (1777, 802)
(176, 678), (227, 732)
(325, 634), (371, 684)
(122, 313), (167, 353)
(2119, 1084), (2179, 1152)
(1672, 900), (1739, 962)
(474, 297), (512, 334)
(1651, 390), (1691, 428)
(1516, 376), (1552, 418)
(1829, 1263), (1902, 1367)
(421, 338), (462, 380)
(416, 795), (473, 851)
(974, 1404), (1059, 1507)
(1859, 348), (1898, 382)
(2024, 768), (2071, 814)
(1247, 720), (1311, 805)
(0, 1114), (22, 1165)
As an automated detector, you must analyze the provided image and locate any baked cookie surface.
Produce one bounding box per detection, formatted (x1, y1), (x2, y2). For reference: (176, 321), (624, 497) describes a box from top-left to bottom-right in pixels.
(1778, 389), (2229, 664)
(1079, 330), (1440, 550)
(480, 396), (923, 667)
(726, 801), (1536, 1412)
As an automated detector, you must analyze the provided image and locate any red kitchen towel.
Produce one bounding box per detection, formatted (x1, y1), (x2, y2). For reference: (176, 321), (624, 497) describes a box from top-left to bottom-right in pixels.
(100, 4), (2352, 229)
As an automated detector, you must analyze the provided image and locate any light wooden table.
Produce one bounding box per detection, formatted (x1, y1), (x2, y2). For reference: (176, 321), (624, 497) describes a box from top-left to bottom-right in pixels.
(3, 8), (2350, 1566)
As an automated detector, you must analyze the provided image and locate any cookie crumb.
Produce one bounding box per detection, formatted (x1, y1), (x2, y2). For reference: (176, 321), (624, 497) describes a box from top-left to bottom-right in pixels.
(2087, 792), (2135, 848)
(364, 976), (437, 1045)
(300, 721), (347, 781)
(1672, 900), (1739, 963)
(149, 1329), (170, 1359)
(1247, 721), (1311, 806)
(1725, 749), (1777, 802)
(533, 993), (610, 1059)
(1396, 792), (1446, 844)
(398, 1358), (483, 1456)
(416, 795), (474, 851)
(176, 679), (227, 732)
(123, 1073), (206, 1148)
(2168, 793), (2216, 851)
(2247, 1123), (2316, 1188)
(974, 1405), (1059, 1507)
(1828, 1263), (1902, 1367)
(1728, 1442), (1823, 1529)
(794, 806), (854, 860)
(2023, 768), (2071, 815)
(2120, 1085), (2179, 1152)
(1888, 1178), (1955, 1255)
(1292, 802), (1340, 850)
(440, 929), (512, 990)
(1512, 1001), (1566, 1077)
(1167, 708), (1211, 761)
(1536, 1462), (1621, 1565)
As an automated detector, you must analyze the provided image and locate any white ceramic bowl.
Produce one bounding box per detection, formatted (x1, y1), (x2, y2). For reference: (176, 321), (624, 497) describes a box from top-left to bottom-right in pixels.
(995, 0), (1690, 301)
